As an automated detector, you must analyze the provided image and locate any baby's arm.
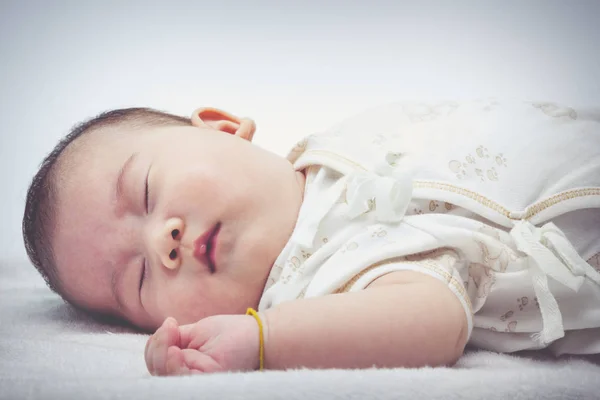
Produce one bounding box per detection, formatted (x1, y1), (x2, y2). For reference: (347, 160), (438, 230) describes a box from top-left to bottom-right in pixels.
(262, 270), (468, 369)
(145, 270), (468, 374)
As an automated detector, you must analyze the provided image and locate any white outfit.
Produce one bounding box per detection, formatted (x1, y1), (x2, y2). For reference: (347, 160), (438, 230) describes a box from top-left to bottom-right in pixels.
(259, 100), (600, 355)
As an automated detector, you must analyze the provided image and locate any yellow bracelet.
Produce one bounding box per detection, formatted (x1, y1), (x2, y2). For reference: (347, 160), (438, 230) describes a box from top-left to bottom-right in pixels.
(246, 308), (264, 371)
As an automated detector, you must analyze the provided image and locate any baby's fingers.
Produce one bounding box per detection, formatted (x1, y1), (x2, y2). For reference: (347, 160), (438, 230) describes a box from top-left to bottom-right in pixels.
(168, 348), (223, 375)
(145, 317), (180, 376)
(164, 346), (194, 375)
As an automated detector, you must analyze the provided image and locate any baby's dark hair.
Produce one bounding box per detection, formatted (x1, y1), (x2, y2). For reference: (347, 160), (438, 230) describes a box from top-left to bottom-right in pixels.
(22, 107), (191, 306)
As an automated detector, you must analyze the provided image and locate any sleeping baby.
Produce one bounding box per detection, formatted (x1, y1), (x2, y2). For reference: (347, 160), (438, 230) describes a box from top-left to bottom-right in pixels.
(22, 101), (600, 375)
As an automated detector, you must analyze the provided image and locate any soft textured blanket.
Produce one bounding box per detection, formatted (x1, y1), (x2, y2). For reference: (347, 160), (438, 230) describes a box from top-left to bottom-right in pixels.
(2, 260), (599, 399)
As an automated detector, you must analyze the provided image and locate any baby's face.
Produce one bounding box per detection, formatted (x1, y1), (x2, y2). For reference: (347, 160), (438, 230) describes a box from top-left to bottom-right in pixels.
(52, 121), (304, 330)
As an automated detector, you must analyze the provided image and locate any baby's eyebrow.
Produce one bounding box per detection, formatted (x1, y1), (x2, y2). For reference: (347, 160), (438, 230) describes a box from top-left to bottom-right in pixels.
(115, 152), (139, 208)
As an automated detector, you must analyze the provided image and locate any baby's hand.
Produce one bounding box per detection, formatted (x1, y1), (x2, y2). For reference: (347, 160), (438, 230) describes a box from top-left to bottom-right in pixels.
(144, 314), (260, 375)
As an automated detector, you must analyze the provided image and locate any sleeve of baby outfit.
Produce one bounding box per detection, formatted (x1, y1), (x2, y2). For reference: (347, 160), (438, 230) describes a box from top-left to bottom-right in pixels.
(336, 248), (474, 340)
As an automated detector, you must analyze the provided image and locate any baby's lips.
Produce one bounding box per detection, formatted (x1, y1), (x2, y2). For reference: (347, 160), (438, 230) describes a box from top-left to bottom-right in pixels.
(193, 223), (219, 272)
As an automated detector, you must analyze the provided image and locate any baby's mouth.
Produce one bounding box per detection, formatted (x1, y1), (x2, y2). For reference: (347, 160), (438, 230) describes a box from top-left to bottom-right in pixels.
(206, 223), (221, 272)
(193, 223), (220, 273)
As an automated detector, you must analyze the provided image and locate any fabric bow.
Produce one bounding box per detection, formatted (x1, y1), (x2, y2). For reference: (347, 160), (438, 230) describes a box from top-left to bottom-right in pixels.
(293, 151), (413, 249)
(510, 220), (600, 345)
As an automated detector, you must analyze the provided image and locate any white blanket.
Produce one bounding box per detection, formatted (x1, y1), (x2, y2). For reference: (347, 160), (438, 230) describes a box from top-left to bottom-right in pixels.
(1, 259), (599, 400)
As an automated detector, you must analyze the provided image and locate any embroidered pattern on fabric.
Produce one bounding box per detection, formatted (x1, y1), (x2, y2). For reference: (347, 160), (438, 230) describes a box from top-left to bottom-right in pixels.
(448, 145), (506, 182)
(530, 102), (578, 120)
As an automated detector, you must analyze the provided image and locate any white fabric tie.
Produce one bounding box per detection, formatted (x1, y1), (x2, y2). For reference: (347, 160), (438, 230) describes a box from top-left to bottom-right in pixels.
(510, 220), (600, 345)
(346, 152), (412, 221)
(293, 152), (413, 249)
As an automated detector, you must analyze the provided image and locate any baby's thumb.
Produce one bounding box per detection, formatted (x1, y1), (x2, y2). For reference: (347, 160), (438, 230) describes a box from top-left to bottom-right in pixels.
(163, 317), (181, 345)
(176, 320), (208, 349)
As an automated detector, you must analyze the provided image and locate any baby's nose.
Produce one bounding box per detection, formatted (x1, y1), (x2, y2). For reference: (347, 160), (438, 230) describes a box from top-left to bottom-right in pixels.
(159, 218), (184, 270)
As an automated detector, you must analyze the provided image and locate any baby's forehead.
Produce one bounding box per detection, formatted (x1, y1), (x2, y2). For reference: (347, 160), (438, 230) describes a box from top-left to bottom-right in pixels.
(51, 132), (130, 273)
(53, 130), (128, 201)
(58, 127), (138, 171)
(55, 122), (189, 198)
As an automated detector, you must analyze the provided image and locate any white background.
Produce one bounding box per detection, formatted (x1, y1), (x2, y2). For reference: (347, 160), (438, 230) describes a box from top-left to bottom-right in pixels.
(1, 0), (599, 263)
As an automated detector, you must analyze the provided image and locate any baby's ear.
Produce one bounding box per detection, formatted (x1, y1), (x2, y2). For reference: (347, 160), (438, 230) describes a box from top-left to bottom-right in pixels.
(191, 107), (256, 141)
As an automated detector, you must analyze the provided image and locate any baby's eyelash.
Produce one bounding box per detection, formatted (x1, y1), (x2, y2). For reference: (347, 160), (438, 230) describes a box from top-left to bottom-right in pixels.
(140, 259), (147, 291)
(144, 171), (150, 212)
